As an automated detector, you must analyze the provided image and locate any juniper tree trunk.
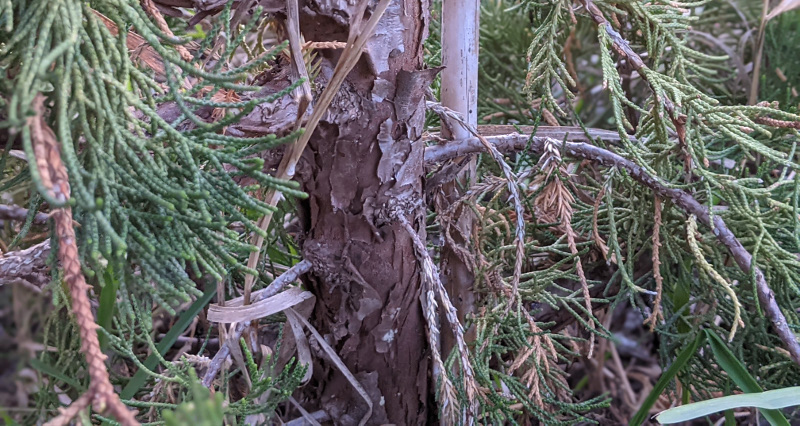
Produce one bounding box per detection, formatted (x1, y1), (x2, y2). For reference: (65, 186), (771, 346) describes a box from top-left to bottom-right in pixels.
(295, 0), (432, 423)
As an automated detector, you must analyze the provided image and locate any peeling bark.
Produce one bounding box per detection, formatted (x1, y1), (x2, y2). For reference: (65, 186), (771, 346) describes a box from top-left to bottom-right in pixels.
(294, 0), (431, 423)
(0, 239), (51, 290)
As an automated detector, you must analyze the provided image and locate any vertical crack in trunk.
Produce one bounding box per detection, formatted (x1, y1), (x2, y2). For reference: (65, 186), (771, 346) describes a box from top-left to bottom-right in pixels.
(296, 0), (431, 423)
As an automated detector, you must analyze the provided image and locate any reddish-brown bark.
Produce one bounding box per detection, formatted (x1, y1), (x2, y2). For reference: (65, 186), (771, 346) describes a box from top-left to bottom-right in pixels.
(292, 0), (433, 423)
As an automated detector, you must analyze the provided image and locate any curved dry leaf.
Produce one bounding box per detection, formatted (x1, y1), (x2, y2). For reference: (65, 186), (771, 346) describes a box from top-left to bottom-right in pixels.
(207, 287), (313, 323)
(767, 0), (800, 21)
(285, 310), (313, 383)
(285, 308), (373, 426)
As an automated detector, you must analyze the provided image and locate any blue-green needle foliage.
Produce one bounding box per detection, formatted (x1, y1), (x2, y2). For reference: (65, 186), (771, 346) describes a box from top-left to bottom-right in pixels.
(0, 0), (303, 315)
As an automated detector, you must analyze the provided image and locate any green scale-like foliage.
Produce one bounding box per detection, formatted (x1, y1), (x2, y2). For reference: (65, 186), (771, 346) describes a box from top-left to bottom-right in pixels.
(0, 0), (303, 315)
(427, 0), (800, 419)
(520, 0), (800, 395)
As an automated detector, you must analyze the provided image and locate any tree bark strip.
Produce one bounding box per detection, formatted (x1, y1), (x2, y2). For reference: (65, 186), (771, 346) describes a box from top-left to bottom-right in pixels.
(295, 0), (432, 423)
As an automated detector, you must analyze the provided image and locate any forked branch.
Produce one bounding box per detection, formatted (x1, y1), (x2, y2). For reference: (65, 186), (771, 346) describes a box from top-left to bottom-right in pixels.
(425, 133), (800, 366)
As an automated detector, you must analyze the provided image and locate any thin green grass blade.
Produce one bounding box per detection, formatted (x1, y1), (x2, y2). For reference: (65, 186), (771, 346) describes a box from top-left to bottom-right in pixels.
(631, 332), (705, 425)
(704, 330), (790, 426)
(120, 284), (217, 399)
(29, 358), (83, 390)
(656, 387), (800, 424)
(1, 409), (22, 426)
(97, 266), (119, 351)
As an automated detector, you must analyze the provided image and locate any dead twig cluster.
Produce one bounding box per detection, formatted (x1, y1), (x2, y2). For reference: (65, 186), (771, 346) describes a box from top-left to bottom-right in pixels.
(532, 137), (595, 357)
(399, 216), (481, 422)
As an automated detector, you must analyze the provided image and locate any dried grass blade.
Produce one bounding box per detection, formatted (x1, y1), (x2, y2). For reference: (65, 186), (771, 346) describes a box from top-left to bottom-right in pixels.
(285, 308), (373, 426)
(285, 310), (314, 383)
(208, 287), (313, 323)
(766, 0), (800, 21)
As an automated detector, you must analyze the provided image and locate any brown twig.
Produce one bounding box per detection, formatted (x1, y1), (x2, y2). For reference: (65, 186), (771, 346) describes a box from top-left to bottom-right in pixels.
(240, 0), (313, 344)
(425, 134), (800, 366)
(749, 0), (770, 105)
(0, 205), (51, 225)
(140, 0), (193, 62)
(28, 96), (138, 425)
(201, 259), (312, 388)
(644, 196), (664, 331)
(0, 239), (51, 290)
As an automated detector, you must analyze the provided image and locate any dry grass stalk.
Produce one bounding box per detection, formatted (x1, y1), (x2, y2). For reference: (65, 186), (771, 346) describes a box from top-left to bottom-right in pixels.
(644, 196), (664, 331)
(28, 96), (138, 426)
(533, 138), (595, 357)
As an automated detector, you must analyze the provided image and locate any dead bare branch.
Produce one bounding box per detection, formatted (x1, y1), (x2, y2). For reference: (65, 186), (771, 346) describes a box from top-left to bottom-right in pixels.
(201, 259), (312, 388)
(242, 0), (312, 321)
(0, 205), (50, 225)
(0, 239), (51, 289)
(426, 134), (800, 366)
